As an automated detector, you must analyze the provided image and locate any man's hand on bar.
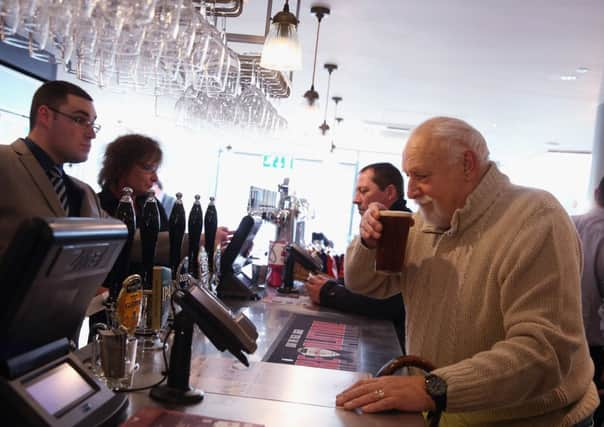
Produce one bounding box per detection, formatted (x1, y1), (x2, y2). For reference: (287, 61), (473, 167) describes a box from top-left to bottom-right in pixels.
(304, 273), (331, 305)
(336, 375), (435, 413)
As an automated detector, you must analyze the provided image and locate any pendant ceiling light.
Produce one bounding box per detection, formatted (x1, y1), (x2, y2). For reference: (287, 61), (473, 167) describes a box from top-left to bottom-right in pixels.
(260, 0), (302, 71)
(319, 63), (337, 135)
(330, 117), (343, 153)
(332, 96), (342, 120)
(303, 5), (330, 107)
(330, 96), (343, 152)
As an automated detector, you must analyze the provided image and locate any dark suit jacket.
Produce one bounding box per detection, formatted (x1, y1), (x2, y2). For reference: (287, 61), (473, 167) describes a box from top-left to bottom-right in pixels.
(0, 139), (106, 259)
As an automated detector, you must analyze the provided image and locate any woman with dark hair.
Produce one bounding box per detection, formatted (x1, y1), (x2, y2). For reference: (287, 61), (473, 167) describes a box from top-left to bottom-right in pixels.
(97, 133), (168, 230)
(98, 133), (232, 262)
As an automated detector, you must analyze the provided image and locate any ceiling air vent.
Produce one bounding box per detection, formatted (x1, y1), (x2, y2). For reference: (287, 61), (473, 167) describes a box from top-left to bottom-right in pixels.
(363, 120), (414, 138)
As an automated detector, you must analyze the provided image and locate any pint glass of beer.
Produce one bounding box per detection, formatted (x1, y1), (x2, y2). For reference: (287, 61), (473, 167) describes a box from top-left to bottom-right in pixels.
(375, 211), (414, 273)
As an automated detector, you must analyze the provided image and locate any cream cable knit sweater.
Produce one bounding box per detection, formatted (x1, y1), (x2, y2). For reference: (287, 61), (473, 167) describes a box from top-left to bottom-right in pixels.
(345, 164), (598, 426)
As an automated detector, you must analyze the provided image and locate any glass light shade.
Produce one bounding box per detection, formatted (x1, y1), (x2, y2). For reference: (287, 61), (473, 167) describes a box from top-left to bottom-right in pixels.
(304, 100), (320, 112)
(301, 96), (320, 113)
(260, 22), (302, 71)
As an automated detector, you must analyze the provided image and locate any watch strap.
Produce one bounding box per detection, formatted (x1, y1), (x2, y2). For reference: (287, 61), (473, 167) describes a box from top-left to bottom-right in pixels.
(425, 373), (447, 427)
(425, 373), (447, 411)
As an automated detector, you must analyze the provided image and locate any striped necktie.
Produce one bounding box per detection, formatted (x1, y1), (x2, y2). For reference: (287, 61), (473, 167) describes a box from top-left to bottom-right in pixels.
(47, 165), (69, 215)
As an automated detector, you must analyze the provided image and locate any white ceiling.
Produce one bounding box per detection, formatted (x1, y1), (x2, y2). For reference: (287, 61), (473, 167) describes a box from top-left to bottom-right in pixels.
(226, 0), (604, 164)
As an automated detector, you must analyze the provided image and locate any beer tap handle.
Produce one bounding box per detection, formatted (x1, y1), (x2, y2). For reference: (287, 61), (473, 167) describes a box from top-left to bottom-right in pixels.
(204, 197), (218, 273)
(188, 194), (203, 279)
(169, 192), (186, 280)
(111, 187), (136, 301)
(140, 190), (160, 289)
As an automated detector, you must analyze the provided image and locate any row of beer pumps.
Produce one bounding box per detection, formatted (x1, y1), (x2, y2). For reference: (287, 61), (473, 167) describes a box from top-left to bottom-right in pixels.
(104, 187), (220, 346)
(111, 189), (218, 288)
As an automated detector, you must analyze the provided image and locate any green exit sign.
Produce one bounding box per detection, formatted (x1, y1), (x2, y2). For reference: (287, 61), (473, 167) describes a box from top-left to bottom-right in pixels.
(262, 154), (294, 169)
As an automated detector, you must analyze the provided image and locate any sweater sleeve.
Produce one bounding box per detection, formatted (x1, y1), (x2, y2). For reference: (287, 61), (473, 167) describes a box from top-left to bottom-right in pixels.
(344, 236), (403, 298)
(433, 202), (592, 413)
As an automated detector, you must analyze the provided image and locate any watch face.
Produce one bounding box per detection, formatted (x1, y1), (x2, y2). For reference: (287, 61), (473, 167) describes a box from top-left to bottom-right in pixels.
(426, 374), (447, 396)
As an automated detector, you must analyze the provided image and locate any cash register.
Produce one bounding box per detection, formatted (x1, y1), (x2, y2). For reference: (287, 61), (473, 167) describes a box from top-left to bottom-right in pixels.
(0, 217), (129, 427)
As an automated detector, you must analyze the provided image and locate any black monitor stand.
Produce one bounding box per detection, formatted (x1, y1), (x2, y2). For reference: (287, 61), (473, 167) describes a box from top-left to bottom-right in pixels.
(150, 284), (258, 405)
(277, 250), (299, 294)
(149, 310), (204, 405)
(277, 243), (323, 295)
(218, 269), (264, 300)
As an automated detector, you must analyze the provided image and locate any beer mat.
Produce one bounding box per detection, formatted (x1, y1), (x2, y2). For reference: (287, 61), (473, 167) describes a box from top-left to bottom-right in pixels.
(263, 314), (361, 372)
(121, 407), (264, 427)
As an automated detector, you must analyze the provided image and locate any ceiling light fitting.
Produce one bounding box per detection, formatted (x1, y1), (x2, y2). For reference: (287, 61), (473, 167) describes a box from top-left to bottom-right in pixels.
(303, 5), (330, 107)
(260, 0), (302, 71)
(319, 63), (337, 135)
(330, 97), (343, 152)
(332, 96), (342, 115)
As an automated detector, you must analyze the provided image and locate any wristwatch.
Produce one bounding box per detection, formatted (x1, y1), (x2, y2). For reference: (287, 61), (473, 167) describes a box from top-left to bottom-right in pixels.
(425, 373), (447, 412)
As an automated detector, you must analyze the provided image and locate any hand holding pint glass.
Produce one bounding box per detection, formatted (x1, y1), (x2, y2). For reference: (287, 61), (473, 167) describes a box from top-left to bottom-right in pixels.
(359, 203), (414, 273)
(375, 211), (414, 273)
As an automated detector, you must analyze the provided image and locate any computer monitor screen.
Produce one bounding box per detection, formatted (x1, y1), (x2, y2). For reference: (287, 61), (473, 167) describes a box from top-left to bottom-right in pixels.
(0, 217), (127, 360)
(220, 215), (262, 275)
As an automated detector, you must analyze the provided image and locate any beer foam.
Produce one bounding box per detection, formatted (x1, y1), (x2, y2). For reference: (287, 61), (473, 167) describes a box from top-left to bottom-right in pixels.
(379, 210), (413, 218)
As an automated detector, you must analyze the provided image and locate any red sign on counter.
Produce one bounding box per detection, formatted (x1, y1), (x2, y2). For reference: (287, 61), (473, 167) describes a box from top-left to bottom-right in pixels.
(265, 314), (360, 372)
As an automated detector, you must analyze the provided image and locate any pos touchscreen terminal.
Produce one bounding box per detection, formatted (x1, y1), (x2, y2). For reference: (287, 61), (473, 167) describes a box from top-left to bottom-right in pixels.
(0, 217), (129, 427)
(217, 214), (263, 300)
(150, 269), (258, 405)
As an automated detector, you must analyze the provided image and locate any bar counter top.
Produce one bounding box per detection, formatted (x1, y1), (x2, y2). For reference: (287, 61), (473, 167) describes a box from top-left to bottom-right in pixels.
(89, 287), (425, 427)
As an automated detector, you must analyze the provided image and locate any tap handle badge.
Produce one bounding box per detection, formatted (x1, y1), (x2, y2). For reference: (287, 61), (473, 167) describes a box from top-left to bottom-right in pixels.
(199, 246), (210, 289)
(115, 274), (143, 335)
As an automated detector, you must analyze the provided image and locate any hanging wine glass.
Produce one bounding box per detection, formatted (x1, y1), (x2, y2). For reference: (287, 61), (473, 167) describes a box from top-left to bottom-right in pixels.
(49, 1), (74, 66)
(0, 0), (21, 41)
(3, 0), (52, 61)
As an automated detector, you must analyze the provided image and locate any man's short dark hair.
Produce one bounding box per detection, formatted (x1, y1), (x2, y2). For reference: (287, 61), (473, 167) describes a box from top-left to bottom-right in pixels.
(596, 176), (604, 207)
(30, 80), (93, 130)
(98, 134), (163, 189)
(360, 162), (404, 197)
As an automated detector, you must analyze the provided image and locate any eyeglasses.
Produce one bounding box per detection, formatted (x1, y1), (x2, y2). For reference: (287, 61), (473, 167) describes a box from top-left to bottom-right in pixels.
(47, 106), (101, 133)
(137, 162), (159, 173)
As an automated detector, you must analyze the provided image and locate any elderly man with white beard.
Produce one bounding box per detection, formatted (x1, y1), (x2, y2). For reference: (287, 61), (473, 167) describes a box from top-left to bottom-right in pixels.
(335, 117), (598, 427)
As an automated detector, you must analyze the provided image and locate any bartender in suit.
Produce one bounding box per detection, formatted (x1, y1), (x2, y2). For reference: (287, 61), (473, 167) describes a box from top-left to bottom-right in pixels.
(0, 80), (104, 259)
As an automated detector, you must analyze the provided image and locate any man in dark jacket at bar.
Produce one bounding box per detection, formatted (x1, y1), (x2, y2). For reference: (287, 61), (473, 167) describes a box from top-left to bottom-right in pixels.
(305, 162), (410, 352)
